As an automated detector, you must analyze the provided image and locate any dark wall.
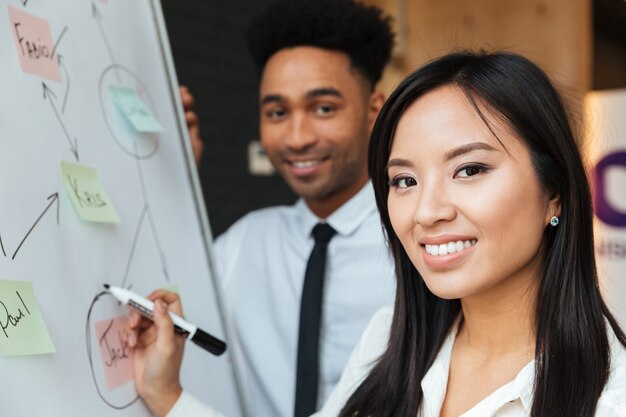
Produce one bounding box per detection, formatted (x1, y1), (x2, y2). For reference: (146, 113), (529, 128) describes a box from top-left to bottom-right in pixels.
(161, 0), (296, 238)
(593, 0), (626, 90)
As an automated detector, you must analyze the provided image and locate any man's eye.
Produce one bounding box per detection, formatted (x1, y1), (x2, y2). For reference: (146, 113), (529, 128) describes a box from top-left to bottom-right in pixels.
(388, 176), (417, 189)
(314, 104), (335, 116)
(265, 108), (287, 119)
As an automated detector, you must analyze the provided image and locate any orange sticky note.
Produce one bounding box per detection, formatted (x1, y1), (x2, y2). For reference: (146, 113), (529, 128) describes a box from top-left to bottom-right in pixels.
(8, 6), (62, 82)
(95, 315), (134, 390)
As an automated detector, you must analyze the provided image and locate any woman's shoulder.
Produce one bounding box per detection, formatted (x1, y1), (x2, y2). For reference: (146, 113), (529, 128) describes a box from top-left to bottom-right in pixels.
(596, 325), (626, 416)
(360, 306), (394, 347)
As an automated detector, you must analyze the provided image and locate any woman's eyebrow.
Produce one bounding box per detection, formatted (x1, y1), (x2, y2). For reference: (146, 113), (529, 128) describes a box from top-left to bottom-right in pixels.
(443, 142), (498, 161)
(386, 158), (414, 171)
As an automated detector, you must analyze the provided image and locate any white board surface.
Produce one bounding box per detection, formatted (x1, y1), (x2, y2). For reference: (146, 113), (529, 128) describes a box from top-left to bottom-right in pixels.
(0, 1), (245, 415)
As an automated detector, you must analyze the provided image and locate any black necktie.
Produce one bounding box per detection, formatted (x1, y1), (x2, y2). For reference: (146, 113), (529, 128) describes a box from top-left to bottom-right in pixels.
(294, 223), (337, 417)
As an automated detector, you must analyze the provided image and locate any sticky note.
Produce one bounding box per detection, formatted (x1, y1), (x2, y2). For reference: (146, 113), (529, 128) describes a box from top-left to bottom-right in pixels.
(95, 315), (134, 390)
(110, 86), (163, 132)
(60, 161), (121, 223)
(0, 280), (55, 356)
(8, 6), (62, 82)
(161, 284), (179, 294)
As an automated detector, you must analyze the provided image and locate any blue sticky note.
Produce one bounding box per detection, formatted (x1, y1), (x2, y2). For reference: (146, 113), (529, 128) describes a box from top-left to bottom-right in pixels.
(109, 85), (163, 133)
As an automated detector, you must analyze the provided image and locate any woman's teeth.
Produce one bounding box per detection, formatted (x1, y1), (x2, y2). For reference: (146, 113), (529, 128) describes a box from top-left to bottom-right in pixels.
(425, 239), (477, 256)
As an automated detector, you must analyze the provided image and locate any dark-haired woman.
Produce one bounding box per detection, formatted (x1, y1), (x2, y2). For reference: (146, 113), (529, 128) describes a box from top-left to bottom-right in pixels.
(127, 51), (626, 417)
(323, 51), (626, 417)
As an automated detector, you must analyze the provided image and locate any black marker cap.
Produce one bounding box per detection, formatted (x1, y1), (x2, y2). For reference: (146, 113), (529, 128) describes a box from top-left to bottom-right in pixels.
(191, 328), (227, 356)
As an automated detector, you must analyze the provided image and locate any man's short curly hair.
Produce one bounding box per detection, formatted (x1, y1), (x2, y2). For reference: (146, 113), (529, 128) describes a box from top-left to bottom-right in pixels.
(246, 0), (394, 88)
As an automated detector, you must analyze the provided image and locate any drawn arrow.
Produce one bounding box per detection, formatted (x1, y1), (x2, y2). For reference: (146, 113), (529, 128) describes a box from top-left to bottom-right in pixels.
(134, 151), (170, 281)
(56, 54), (71, 114)
(50, 26), (68, 62)
(12, 193), (60, 260)
(92, 1), (121, 81)
(42, 82), (79, 161)
(0, 234), (6, 257)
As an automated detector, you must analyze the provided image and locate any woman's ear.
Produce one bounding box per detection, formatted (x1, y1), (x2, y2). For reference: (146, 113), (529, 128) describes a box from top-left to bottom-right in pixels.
(547, 193), (561, 224)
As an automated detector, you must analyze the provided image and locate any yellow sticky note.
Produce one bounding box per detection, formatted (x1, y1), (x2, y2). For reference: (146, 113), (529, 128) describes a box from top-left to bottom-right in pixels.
(60, 161), (120, 223)
(0, 280), (56, 356)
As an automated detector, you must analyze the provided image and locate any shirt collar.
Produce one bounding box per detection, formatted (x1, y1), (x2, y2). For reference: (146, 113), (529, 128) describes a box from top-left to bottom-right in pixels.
(420, 316), (535, 416)
(294, 182), (378, 238)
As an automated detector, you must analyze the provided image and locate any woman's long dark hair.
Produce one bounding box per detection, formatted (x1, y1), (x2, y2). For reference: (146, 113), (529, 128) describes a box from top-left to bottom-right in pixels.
(339, 51), (626, 417)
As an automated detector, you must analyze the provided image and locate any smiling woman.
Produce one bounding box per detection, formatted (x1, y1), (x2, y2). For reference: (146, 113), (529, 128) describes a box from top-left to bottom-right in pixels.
(332, 51), (626, 417)
(387, 85), (557, 302)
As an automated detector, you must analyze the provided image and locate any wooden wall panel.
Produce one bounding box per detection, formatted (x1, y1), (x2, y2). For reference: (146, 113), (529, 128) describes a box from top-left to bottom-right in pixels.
(366, 0), (592, 100)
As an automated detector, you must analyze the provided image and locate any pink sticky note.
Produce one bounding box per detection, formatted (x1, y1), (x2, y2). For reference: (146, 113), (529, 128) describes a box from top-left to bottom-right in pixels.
(8, 6), (62, 82)
(95, 315), (134, 390)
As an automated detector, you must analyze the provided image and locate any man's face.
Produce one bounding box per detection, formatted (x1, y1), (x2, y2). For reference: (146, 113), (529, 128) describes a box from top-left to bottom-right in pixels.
(259, 46), (378, 215)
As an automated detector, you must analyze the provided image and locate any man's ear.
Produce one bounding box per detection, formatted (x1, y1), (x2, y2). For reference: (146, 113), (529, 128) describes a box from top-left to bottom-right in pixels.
(367, 91), (385, 132)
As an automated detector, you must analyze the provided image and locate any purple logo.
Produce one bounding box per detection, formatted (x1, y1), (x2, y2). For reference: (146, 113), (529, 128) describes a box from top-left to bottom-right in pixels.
(594, 151), (626, 227)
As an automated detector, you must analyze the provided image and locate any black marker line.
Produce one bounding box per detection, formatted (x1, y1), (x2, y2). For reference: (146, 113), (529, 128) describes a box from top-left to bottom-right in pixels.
(57, 54), (70, 114)
(15, 291), (31, 315)
(12, 193), (59, 260)
(0, 234), (6, 257)
(91, 2), (121, 82)
(120, 205), (148, 289)
(134, 141), (169, 280)
(42, 82), (79, 161)
(49, 26), (67, 61)
(85, 291), (139, 409)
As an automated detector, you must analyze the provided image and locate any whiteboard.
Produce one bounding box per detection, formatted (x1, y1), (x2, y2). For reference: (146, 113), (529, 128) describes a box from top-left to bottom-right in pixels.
(0, 1), (246, 416)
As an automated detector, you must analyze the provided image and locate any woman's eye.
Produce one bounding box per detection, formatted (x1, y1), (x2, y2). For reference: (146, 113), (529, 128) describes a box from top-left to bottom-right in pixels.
(456, 164), (486, 178)
(388, 176), (417, 189)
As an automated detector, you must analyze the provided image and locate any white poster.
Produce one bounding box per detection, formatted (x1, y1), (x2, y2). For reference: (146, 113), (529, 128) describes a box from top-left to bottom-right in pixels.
(586, 89), (626, 327)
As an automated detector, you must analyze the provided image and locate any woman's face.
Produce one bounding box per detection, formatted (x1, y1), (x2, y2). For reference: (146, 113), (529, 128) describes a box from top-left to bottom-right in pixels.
(387, 86), (559, 300)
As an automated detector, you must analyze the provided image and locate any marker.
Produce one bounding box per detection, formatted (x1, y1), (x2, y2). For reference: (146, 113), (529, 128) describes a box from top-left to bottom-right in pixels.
(103, 284), (226, 356)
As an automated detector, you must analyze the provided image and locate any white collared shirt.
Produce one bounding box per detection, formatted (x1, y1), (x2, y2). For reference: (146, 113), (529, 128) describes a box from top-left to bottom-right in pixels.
(169, 307), (626, 417)
(212, 184), (396, 417)
(316, 308), (626, 417)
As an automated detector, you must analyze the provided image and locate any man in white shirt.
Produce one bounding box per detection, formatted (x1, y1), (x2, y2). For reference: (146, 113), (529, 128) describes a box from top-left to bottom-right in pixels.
(128, 0), (396, 416)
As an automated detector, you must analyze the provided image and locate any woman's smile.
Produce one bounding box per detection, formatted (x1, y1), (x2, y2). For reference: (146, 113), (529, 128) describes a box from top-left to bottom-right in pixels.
(387, 85), (555, 301)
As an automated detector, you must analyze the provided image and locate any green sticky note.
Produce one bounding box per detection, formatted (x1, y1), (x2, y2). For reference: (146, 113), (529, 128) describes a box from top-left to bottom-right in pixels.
(161, 284), (179, 294)
(109, 85), (163, 132)
(60, 161), (121, 223)
(0, 280), (56, 356)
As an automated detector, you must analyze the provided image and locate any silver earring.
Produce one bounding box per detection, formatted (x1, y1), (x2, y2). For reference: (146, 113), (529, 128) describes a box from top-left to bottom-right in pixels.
(550, 216), (559, 227)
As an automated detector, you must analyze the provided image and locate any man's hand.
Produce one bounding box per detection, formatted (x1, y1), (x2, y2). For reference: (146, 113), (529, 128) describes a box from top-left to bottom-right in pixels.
(180, 85), (204, 167)
(124, 289), (186, 417)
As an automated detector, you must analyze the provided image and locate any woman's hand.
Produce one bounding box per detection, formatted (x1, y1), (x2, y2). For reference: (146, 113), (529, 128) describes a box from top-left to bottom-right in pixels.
(125, 289), (186, 417)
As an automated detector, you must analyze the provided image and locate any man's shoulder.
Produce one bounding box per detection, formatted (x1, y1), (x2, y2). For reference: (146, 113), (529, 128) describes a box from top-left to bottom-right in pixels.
(215, 204), (297, 245)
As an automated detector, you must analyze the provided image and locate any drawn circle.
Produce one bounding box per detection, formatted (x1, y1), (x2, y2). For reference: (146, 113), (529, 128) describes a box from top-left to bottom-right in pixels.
(99, 64), (160, 160)
(86, 291), (140, 410)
